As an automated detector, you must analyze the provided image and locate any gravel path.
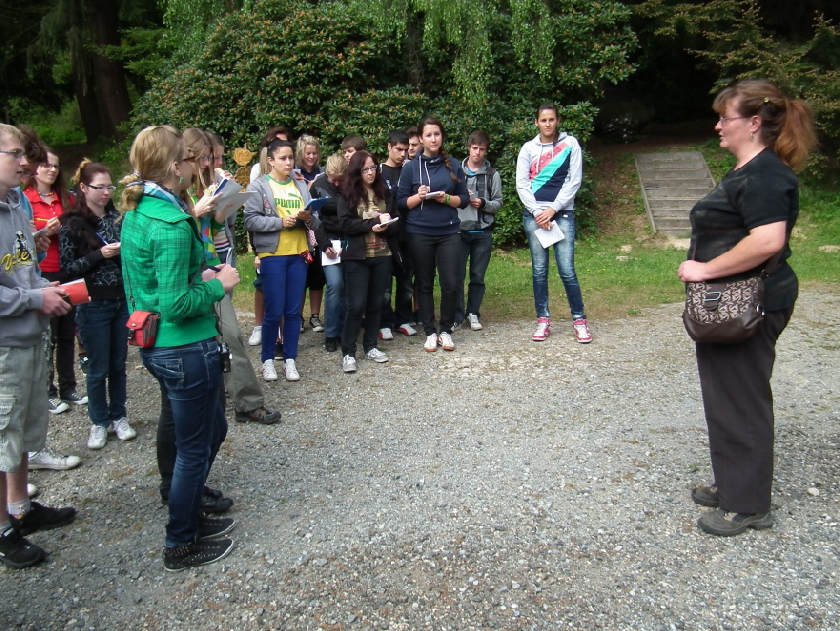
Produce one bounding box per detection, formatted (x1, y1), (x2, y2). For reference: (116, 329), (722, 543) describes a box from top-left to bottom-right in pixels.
(4, 291), (840, 631)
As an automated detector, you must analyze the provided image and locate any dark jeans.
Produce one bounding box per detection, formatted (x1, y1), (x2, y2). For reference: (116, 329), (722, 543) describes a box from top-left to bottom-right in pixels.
(260, 254), (307, 362)
(695, 307), (793, 515)
(142, 339), (226, 548)
(342, 256), (392, 356)
(76, 299), (129, 427)
(380, 256), (414, 330)
(43, 271), (77, 398)
(455, 230), (493, 324)
(408, 232), (460, 336)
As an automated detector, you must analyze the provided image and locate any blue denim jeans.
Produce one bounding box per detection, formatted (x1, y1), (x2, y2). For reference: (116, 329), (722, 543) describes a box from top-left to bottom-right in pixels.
(322, 262), (346, 339)
(141, 339), (225, 548)
(260, 254), (307, 362)
(456, 230), (493, 324)
(523, 211), (585, 320)
(76, 299), (129, 427)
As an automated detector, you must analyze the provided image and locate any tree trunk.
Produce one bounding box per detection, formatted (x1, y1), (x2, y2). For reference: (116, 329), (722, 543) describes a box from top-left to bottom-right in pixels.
(88, 0), (132, 140)
(72, 56), (103, 143)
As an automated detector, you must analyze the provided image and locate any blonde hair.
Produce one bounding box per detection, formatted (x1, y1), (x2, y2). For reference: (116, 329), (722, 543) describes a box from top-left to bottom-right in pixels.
(714, 80), (817, 171)
(0, 124), (24, 147)
(295, 135), (321, 169)
(324, 153), (347, 179)
(120, 125), (184, 211)
(183, 127), (213, 196)
(258, 147), (268, 177)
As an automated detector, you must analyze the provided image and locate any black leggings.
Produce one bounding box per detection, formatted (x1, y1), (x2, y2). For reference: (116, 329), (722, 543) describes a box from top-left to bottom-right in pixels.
(408, 232), (460, 336)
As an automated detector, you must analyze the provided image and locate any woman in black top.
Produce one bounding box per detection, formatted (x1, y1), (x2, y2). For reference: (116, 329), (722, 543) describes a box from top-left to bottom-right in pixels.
(59, 160), (135, 450)
(677, 80), (816, 537)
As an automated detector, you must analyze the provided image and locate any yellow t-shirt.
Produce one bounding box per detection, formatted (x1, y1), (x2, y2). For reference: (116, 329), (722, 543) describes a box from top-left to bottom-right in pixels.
(260, 176), (307, 257)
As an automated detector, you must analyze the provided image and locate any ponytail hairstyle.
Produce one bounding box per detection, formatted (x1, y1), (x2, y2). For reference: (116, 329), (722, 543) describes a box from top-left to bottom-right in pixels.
(183, 127), (214, 196)
(713, 80), (817, 171)
(62, 159), (114, 244)
(120, 125), (184, 211)
(418, 116), (460, 184)
(340, 150), (388, 212)
(535, 103), (561, 143)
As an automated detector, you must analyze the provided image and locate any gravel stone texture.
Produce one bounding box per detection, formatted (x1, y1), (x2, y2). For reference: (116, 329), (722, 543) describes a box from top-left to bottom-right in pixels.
(3, 291), (839, 631)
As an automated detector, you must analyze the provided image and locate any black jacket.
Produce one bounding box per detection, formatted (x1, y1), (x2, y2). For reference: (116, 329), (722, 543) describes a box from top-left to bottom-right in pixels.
(336, 192), (404, 271)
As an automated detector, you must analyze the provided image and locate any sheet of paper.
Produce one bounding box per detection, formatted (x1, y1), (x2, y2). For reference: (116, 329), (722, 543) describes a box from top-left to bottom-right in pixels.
(534, 220), (565, 248)
(321, 239), (343, 266)
(211, 179), (256, 222)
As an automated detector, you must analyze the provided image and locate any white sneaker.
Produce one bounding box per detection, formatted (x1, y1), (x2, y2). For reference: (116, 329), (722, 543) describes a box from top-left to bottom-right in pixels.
(27, 483), (39, 499)
(88, 425), (107, 450)
(424, 333), (438, 352)
(365, 348), (389, 363)
(284, 359), (300, 381)
(379, 328), (394, 341)
(112, 417), (137, 441)
(248, 326), (262, 346)
(342, 355), (357, 373)
(28, 447), (82, 470)
(438, 332), (455, 351)
(467, 313), (483, 331)
(397, 323), (417, 336)
(262, 359), (278, 381)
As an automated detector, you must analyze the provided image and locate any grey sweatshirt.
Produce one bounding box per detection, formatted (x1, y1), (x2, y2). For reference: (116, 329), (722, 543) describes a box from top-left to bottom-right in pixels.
(0, 188), (49, 347)
(458, 158), (503, 231)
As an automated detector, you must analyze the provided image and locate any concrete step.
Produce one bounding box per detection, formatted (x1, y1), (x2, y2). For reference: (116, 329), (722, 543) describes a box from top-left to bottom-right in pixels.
(648, 199), (699, 211)
(644, 178), (715, 188)
(646, 188), (713, 199)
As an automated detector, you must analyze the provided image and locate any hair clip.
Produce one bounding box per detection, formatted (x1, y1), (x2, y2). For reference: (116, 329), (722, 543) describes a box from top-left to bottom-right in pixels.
(132, 171), (142, 179)
(763, 97), (769, 103)
(124, 181), (144, 189)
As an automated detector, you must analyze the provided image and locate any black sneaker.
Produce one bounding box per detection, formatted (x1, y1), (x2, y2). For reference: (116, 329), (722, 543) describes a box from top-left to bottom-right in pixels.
(10, 501), (77, 536)
(163, 537), (234, 571)
(202, 487), (234, 514)
(324, 337), (339, 353)
(274, 340), (284, 360)
(235, 407), (282, 424)
(0, 527), (46, 569)
(61, 391), (88, 405)
(199, 515), (236, 540)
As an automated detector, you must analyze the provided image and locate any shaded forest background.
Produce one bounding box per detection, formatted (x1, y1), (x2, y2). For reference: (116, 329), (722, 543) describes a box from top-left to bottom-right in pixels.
(2, 0), (839, 245)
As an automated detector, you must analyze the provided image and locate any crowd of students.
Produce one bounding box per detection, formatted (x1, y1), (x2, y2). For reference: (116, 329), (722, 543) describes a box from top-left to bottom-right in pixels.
(0, 103), (591, 571)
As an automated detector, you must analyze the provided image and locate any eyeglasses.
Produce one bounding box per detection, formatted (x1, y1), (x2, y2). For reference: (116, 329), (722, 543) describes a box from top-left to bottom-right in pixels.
(361, 165), (377, 174)
(718, 116), (750, 125)
(88, 184), (116, 192)
(0, 149), (25, 160)
(181, 155), (197, 163)
(41, 163), (60, 171)
(199, 155), (212, 164)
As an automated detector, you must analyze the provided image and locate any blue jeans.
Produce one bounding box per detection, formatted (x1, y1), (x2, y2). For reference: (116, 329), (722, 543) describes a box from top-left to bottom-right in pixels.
(141, 339), (225, 548)
(322, 262), (346, 339)
(76, 299), (129, 428)
(523, 212), (585, 320)
(456, 230), (493, 324)
(260, 255), (307, 362)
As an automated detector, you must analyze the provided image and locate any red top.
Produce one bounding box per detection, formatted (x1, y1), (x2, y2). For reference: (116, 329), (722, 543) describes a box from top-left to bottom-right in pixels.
(24, 187), (71, 273)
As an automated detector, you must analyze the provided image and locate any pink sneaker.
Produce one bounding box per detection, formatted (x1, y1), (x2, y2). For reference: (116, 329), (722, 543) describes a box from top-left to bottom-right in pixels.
(573, 319), (592, 343)
(532, 317), (550, 341)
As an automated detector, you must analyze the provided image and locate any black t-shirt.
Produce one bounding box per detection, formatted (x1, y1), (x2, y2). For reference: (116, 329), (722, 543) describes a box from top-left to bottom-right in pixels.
(688, 148), (799, 311)
(379, 164), (402, 194)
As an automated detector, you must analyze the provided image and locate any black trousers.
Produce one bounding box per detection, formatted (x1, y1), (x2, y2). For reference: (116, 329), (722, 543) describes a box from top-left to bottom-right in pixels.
(341, 256), (392, 356)
(408, 232), (460, 336)
(42, 271), (78, 399)
(695, 307), (793, 514)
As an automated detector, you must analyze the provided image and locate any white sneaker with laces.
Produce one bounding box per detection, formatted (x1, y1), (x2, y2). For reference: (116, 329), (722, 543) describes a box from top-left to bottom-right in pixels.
(365, 348), (389, 363)
(532, 317), (551, 342)
(467, 313), (483, 331)
(397, 323), (417, 336)
(248, 326), (262, 346)
(438, 332), (455, 351)
(424, 333), (438, 352)
(342, 355), (357, 373)
(112, 417), (137, 441)
(379, 328), (394, 341)
(262, 359), (278, 381)
(28, 447), (81, 470)
(88, 425), (107, 450)
(284, 359), (300, 381)
(573, 319), (593, 344)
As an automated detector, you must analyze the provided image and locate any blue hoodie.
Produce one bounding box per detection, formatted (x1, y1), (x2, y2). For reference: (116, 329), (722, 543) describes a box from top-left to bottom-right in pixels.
(396, 153), (468, 236)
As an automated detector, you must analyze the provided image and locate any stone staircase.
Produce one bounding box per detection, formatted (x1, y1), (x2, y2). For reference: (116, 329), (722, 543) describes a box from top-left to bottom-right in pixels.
(634, 151), (716, 236)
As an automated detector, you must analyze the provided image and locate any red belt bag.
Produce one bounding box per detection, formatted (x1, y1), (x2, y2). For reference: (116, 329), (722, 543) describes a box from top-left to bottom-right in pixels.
(127, 311), (160, 348)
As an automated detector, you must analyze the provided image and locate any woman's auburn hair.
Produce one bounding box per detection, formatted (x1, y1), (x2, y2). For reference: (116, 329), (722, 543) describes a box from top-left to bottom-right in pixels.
(417, 116), (460, 184)
(340, 150), (387, 212)
(714, 79), (817, 171)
